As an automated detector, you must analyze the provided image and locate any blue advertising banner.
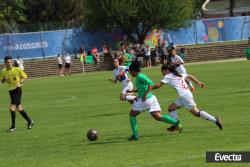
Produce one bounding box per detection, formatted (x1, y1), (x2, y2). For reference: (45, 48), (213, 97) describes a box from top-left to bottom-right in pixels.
(0, 16), (250, 60)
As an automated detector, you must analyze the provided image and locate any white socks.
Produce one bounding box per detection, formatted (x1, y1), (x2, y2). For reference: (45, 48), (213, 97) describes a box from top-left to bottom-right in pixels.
(125, 95), (136, 101)
(170, 111), (178, 120)
(199, 111), (217, 123)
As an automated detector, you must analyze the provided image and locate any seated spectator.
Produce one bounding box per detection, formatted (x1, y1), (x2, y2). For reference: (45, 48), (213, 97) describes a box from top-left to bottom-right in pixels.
(103, 45), (112, 61)
(91, 47), (99, 64)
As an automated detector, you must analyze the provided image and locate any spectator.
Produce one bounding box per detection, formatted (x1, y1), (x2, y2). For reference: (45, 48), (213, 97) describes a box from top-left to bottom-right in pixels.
(79, 47), (86, 73)
(144, 45), (152, 67)
(64, 54), (71, 76)
(179, 45), (187, 60)
(114, 51), (124, 65)
(128, 46), (136, 61)
(135, 43), (144, 66)
(91, 47), (99, 64)
(158, 42), (167, 64)
(123, 51), (133, 67)
(57, 54), (64, 76)
(79, 47), (86, 64)
(16, 56), (24, 71)
(103, 45), (112, 61)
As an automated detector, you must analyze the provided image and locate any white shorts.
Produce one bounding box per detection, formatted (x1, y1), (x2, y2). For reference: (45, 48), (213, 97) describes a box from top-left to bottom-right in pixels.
(121, 81), (133, 94)
(174, 94), (196, 110)
(132, 95), (161, 112)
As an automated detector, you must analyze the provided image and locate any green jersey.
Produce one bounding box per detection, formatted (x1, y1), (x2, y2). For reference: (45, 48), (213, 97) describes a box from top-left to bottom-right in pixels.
(245, 48), (250, 58)
(135, 73), (154, 99)
(124, 53), (132, 67)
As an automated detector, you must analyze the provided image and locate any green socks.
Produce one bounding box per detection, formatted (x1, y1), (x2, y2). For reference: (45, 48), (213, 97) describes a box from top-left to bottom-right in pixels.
(161, 115), (178, 125)
(129, 116), (138, 136)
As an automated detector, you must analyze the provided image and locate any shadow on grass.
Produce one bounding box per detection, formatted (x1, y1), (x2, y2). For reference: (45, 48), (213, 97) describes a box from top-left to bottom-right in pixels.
(87, 113), (126, 118)
(234, 90), (250, 94)
(73, 133), (180, 146)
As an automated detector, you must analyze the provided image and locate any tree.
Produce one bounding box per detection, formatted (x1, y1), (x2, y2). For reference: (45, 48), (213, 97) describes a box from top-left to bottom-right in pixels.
(23, 0), (85, 31)
(83, 0), (195, 43)
(0, 0), (27, 33)
(192, 0), (206, 18)
(229, 0), (235, 17)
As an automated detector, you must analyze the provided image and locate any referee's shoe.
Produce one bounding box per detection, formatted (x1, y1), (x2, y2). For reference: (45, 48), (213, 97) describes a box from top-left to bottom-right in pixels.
(27, 120), (34, 129)
(7, 127), (16, 133)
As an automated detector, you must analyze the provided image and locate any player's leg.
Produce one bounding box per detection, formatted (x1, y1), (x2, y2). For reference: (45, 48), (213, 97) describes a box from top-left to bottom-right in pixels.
(189, 106), (222, 130)
(128, 110), (140, 140)
(149, 96), (182, 132)
(167, 99), (184, 131)
(17, 104), (33, 129)
(168, 103), (181, 120)
(15, 87), (33, 129)
(128, 98), (146, 140)
(121, 84), (136, 102)
(181, 95), (223, 130)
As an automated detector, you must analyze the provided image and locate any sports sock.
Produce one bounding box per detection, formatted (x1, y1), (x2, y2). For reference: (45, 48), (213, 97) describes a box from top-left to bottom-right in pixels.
(129, 116), (138, 136)
(161, 115), (178, 125)
(198, 111), (217, 123)
(19, 110), (31, 123)
(188, 80), (194, 88)
(126, 95), (136, 101)
(10, 112), (16, 128)
(169, 111), (178, 120)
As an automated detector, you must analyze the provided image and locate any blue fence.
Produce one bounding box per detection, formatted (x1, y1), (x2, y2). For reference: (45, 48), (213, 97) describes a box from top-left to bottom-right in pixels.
(0, 16), (250, 60)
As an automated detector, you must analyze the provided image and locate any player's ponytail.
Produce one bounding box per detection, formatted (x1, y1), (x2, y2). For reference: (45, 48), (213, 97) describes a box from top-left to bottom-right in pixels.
(161, 63), (182, 77)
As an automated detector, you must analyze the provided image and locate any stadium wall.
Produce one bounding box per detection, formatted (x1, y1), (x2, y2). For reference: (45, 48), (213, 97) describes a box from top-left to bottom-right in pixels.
(0, 42), (248, 78)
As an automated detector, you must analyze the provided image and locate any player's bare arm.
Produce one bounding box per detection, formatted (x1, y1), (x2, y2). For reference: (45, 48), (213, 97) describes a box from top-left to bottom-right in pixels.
(186, 75), (205, 88)
(143, 85), (153, 101)
(108, 78), (117, 83)
(152, 82), (164, 90)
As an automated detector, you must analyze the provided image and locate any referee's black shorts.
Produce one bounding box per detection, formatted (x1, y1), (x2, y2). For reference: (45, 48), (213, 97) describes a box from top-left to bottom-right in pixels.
(9, 87), (22, 106)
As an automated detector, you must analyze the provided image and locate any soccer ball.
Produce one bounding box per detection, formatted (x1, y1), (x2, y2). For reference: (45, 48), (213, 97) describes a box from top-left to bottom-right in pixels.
(87, 129), (98, 141)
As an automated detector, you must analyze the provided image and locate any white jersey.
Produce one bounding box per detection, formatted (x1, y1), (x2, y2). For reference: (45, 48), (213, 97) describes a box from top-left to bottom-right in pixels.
(57, 56), (63, 64)
(113, 66), (132, 88)
(16, 59), (24, 70)
(64, 55), (71, 64)
(161, 73), (191, 97)
(171, 55), (187, 74)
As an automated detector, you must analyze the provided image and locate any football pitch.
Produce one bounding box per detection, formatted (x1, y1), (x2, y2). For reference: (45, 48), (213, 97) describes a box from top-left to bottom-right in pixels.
(0, 60), (250, 167)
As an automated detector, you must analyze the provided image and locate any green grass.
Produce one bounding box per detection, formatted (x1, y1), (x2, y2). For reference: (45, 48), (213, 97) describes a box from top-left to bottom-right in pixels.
(0, 60), (250, 167)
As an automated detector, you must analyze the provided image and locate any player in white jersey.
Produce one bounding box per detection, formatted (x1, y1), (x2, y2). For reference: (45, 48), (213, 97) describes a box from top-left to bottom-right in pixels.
(153, 63), (223, 131)
(169, 48), (195, 92)
(109, 58), (136, 102)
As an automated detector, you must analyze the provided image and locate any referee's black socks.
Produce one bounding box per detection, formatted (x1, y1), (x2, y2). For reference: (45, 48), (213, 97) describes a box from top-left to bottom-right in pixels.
(19, 110), (31, 123)
(10, 112), (16, 128)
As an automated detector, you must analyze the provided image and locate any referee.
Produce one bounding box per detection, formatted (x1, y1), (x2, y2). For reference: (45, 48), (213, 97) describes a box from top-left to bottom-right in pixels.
(0, 56), (33, 132)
